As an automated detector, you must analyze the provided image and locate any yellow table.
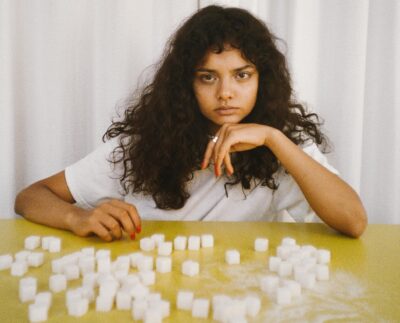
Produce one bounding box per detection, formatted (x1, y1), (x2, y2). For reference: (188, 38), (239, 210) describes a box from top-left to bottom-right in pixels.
(0, 219), (399, 322)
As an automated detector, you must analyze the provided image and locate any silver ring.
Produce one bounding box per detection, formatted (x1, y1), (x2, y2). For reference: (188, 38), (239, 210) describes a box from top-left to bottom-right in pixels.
(210, 135), (219, 143)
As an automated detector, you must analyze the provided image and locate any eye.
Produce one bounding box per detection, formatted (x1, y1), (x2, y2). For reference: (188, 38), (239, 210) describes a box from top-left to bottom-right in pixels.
(198, 73), (216, 83)
(235, 71), (251, 80)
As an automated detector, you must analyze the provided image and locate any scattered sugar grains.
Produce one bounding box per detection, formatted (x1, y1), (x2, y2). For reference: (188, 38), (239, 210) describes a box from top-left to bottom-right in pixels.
(4, 233), (335, 321)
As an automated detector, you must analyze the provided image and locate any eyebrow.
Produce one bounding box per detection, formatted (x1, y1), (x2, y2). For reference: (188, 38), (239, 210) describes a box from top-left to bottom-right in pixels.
(195, 64), (255, 73)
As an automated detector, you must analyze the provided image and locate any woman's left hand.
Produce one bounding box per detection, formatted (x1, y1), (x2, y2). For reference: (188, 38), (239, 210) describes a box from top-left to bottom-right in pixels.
(201, 123), (273, 177)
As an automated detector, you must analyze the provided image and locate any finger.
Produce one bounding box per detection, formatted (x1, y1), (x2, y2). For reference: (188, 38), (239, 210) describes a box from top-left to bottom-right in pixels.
(224, 153), (234, 176)
(217, 132), (237, 173)
(109, 200), (142, 234)
(98, 213), (123, 240)
(213, 125), (230, 177)
(91, 222), (113, 242)
(102, 203), (135, 235)
(202, 136), (219, 169)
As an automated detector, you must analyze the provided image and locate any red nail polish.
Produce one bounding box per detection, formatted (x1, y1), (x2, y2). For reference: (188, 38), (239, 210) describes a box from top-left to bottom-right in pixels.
(214, 164), (218, 177)
(130, 232), (136, 240)
(136, 226), (141, 234)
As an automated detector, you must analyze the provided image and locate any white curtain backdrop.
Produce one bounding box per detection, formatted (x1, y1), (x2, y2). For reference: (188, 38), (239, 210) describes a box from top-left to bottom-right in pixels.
(1, 0), (399, 224)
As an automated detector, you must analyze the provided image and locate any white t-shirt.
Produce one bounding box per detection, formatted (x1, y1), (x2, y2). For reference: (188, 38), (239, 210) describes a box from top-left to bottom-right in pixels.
(65, 138), (338, 223)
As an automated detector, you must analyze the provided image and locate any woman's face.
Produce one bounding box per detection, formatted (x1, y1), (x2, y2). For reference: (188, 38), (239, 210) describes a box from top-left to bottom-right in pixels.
(193, 47), (259, 133)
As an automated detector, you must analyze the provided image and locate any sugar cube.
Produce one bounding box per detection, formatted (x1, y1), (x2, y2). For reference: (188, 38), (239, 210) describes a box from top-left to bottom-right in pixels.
(34, 292), (52, 308)
(129, 252), (144, 268)
(116, 290), (132, 310)
(300, 245), (317, 257)
(25, 236), (41, 250)
(78, 286), (95, 303)
(176, 290), (194, 310)
(192, 298), (210, 318)
(27, 252), (44, 267)
(97, 256), (111, 273)
(158, 241), (173, 256)
(298, 272), (316, 289)
(156, 256), (172, 273)
(137, 255), (153, 272)
(254, 238), (269, 252)
(19, 277), (37, 302)
(99, 280), (119, 296)
(78, 256), (95, 274)
(81, 247), (95, 256)
(188, 235), (201, 250)
(201, 234), (214, 248)
(278, 261), (293, 277)
(316, 249), (331, 264)
(315, 264), (330, 281)
(151, 233), (165, 246)
(144, 310), (162, 322)
(29, 303), (48, 322)
(95, 295), (114, 312)
(276, 286), (292, 305)
(66, 289), (82, 307)
(64, 264), (80, 280)
(132, 299), (148, 320)
(11, 260), (28, 276)
(268, 256), (281, 272)
(244, 295), (261, 317)
(68, 297), (89, 317)
(82, 272), (98, 288)
(49, 274), (67, 292)
(139, 270), (156, 285)
(140, 237), (155, 251)
(95, 249), (111, 259)
(41, 236), (54, 250)
(276, 245), (293, 260)
(120, 274), (140, 287)
(0, 254), (13, 270)
(182, 260), (199, 277)
(225, 249), (240, 265)
(174, 236), (187, 250)
(130, 283), (149, 300)
(15, 250), (31, 262)
(147, 299), (170, 318)
(281, 237), (296, 246)
(48, 238), (61, 253)
(147, 292), (162, 302)
(51, 258), (64, 274)
(281, 279), (302, 298)
(260, 275), (279, 294)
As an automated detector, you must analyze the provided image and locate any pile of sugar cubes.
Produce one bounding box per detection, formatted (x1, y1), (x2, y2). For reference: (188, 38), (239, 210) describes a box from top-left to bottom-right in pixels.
(259, 237), (331, 305)
(0, 232), (331, 322)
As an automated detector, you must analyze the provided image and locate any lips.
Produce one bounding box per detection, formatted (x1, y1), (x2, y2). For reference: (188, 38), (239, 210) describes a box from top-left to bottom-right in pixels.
(214, 106), (239, 116)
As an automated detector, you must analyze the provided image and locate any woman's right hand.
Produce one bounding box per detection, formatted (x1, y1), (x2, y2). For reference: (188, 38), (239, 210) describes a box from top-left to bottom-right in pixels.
(70, 199), (141, 242)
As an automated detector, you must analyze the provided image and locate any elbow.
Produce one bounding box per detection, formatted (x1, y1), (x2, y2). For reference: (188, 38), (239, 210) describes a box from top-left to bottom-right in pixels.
(344, 206), (368, 238)
(14, 189), (26, 216)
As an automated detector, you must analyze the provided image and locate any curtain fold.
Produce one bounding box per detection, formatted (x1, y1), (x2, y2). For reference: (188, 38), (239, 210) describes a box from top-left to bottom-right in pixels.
(1, 0), (399, 223)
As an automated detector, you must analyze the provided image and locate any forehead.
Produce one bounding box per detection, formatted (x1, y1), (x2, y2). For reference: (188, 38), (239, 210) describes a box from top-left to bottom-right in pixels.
(197, 47), (254, 69)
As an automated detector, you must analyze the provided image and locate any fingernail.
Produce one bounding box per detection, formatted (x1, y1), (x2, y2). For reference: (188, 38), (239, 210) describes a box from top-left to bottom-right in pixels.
(214, 164), (219, 177)
(130, 232), (136, 240)
(136, 226), (141, 234)
(201, 161), (206, 170)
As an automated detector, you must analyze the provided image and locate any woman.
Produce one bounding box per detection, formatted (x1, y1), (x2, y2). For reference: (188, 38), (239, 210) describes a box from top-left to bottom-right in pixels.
(15, 5), (367, 241)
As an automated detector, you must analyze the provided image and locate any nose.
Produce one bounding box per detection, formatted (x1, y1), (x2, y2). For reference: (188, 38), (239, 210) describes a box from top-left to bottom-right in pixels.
(217, 77), (234, 102)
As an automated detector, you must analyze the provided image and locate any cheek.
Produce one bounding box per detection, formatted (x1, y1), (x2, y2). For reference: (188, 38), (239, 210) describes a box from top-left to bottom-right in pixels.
(194, 85), (212, 109)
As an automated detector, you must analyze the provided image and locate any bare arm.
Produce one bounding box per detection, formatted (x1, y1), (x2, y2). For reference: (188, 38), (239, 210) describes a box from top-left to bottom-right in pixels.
(203, 123), (367, 238)
(15, 171), (141, 241)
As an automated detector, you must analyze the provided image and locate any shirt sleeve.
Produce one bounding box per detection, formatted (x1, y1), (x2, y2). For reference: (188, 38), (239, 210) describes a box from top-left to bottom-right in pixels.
(270, 142), (339, 223)
(64, 138), (124, 209)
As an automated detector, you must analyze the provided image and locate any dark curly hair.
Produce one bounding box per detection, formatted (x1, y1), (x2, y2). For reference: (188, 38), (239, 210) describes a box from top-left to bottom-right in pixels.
(103, 5), (328, 210)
